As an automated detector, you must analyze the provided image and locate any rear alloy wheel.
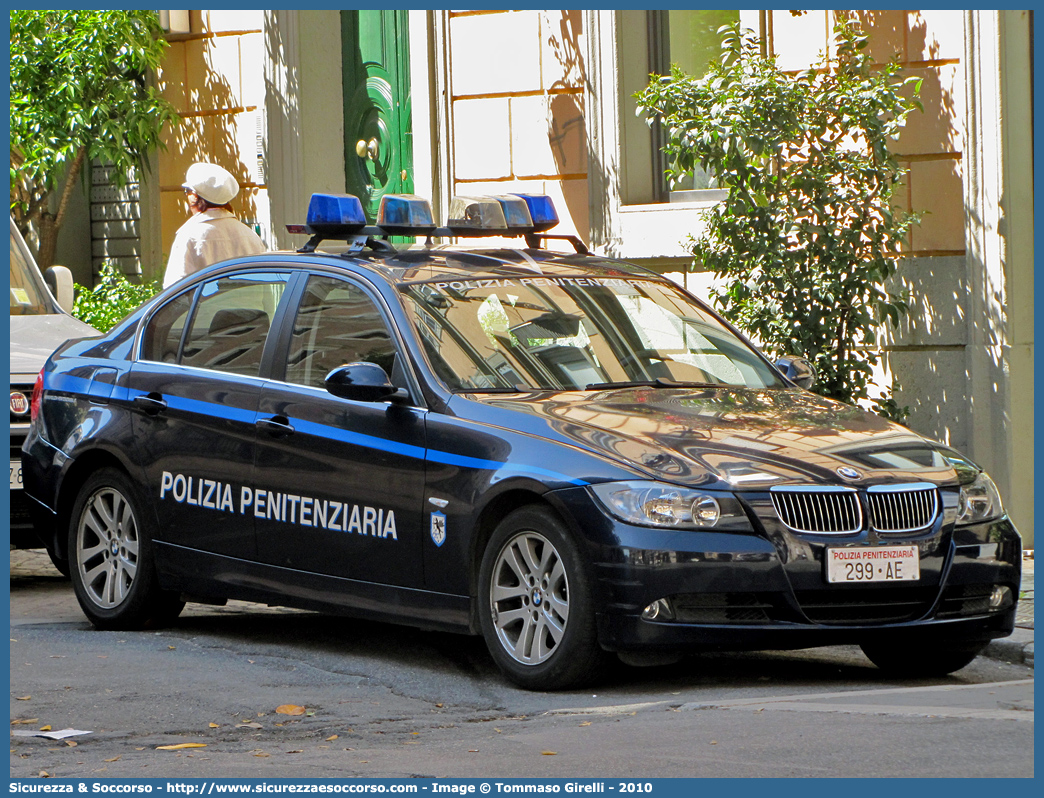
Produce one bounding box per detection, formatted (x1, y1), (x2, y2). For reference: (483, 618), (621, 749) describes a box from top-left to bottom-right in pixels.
(69, 468), (183, 630)
(479, 506), (604, 690)
(860, 640), (986, 677)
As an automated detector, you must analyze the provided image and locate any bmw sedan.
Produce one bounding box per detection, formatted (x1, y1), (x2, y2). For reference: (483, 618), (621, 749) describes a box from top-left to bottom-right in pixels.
(22, 193), (1021, 689)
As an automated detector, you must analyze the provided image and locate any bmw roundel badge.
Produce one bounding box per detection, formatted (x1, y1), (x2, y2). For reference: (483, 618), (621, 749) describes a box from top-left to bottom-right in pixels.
(836, 466), (861, 480)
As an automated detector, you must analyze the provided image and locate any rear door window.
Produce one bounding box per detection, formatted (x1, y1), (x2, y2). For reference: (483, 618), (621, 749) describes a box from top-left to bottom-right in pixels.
(143, 273), (290, 377)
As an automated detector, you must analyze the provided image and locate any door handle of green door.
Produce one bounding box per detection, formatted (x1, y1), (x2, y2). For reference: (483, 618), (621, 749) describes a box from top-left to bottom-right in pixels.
(355, 138), (379, 161)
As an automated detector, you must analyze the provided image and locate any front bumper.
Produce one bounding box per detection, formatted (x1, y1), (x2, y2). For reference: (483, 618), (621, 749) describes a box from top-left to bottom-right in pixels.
(552, 487), (1021, 653)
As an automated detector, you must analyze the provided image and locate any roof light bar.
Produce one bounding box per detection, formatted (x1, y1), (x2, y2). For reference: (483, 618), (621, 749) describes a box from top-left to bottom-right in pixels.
(491, 195), (536, 235)
(289, 191), (570, 252)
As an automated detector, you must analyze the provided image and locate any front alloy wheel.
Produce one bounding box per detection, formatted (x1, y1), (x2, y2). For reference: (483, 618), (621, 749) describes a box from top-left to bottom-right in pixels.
(490, 531), (570, 665)
(478, 506), (604, 690)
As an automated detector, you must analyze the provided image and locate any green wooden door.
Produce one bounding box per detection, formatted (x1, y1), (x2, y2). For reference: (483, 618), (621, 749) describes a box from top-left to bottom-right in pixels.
(342, 10), (413, 223)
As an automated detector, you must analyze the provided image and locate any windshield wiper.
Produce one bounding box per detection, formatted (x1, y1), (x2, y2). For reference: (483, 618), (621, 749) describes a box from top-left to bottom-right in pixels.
(453, 384), (534, 394)
(585, 378), (718, 391)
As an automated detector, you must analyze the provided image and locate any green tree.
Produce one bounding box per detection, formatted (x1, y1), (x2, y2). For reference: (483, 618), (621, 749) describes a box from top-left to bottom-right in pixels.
(635, 21), (921, 415)
(10, 10), (179, 269)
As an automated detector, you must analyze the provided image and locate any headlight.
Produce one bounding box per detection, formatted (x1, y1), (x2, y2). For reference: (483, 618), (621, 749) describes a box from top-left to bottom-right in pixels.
(589, 481), (751, 530)
(956, 471), (1004, 525)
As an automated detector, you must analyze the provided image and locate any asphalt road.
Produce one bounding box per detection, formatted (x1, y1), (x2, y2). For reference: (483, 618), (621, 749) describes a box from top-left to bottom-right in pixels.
(9, 553), (1034, 779)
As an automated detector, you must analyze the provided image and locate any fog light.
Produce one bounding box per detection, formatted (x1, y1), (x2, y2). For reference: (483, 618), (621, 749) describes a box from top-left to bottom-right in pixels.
(641, 598), (675, 621)
(989, 585), (1013, 609)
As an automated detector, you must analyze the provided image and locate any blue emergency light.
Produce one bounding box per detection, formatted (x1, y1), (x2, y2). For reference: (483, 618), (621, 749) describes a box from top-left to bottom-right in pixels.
(306, 193), (366, 232)
(492, 195), (535, 234)
(510, 193), (559, 232)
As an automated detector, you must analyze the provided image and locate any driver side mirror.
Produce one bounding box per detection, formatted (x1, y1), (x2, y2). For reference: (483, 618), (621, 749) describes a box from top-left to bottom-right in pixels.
(324, 362), (409, 403)
(775, 355), (816, 389)
(45, 265), (75, 313)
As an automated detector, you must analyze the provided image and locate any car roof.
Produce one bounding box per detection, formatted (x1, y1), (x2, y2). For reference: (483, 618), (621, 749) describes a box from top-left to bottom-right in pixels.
(232, 244), (660, 287)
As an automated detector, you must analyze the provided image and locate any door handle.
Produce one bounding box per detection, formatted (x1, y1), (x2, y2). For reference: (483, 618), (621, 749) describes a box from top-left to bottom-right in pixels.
(132, 393), (167, 415)
(256, 416), (295, 437)
(355, 138), (379, 161)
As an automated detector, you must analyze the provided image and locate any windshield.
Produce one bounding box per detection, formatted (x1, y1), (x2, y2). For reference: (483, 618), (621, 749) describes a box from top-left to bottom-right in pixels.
(400, 275), (784, 392)
(10, 221), (57, 316)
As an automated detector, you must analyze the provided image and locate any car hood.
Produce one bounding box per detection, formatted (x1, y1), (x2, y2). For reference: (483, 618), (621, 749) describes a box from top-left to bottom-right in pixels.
(10, 314), (98, 377)
(475, 386), (959, 489)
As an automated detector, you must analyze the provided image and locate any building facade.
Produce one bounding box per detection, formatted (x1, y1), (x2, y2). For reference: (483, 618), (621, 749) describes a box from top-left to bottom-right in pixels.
(75, 9), (1031, 543)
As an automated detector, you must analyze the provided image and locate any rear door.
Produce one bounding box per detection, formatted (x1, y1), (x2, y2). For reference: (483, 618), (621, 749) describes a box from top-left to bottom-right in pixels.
(129, 271), (293, 557)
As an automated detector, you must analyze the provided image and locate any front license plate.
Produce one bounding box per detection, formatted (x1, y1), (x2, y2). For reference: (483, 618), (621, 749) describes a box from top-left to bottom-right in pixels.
(10, 460), (23, 490)
(826, 546), (919, 583)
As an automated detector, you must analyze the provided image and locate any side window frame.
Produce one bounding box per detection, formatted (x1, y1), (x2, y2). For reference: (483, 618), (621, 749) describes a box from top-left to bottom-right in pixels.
(136, 284), (200, 364)
(136, 268), (299, 380)
(270, 269), (424, 406)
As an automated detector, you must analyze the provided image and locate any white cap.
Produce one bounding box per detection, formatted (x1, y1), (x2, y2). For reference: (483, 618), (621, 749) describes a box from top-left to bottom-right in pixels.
(182, 162), (240, 205)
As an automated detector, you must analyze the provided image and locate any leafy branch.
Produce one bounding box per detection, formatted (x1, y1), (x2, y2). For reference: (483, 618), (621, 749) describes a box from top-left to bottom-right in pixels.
(635, 20), (922, 420)
(10, 10), (180, 269)
(72, 263), (160, 333)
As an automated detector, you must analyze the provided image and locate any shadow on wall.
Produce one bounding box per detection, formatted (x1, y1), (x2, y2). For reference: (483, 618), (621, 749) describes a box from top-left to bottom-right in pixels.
(158, 22), (261, 268)
(838, 11), (970, 449)
(262, 16), (295, 251)
(546, 10), (589, 244)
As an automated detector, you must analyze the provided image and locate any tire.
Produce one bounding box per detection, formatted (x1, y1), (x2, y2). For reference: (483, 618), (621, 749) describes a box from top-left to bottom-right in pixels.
(68, 468), (184, 630)
(860, 640), (986, 677)
(478, 506), (605, 690)
(46, 547), (71, 579)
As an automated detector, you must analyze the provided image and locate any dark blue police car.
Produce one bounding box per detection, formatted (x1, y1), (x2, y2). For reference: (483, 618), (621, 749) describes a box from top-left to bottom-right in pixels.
(22, 193), (1021, 689)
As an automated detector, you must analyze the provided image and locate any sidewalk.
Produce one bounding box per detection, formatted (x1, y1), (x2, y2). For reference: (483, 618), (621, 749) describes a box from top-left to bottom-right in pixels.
(983, 550), (1034, 667)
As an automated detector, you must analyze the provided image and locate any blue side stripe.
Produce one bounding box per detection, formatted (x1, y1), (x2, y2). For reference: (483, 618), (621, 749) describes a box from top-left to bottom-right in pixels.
(279, 417), (588, 486)
(48, 372), (588, 487)
(48, 372), (92, 394)
(428, 449), (588, 486)
(162, 394), (258, 425)
(291, 417), (427, 460)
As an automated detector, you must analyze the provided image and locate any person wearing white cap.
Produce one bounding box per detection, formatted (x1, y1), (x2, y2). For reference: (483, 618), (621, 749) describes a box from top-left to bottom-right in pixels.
(162, 162), (266, 288)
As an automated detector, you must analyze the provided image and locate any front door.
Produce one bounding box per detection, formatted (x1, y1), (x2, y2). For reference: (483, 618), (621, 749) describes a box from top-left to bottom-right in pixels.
(252, 273), (427, 587)
(341, 9), (413, 221)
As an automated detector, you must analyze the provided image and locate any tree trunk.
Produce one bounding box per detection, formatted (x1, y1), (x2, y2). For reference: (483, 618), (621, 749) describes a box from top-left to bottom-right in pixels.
(36, 146), (87, 270)
(36, 213), (59, 271)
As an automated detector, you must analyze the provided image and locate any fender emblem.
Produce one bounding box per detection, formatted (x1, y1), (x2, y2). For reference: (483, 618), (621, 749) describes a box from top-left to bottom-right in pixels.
(430, 511), (447, 547)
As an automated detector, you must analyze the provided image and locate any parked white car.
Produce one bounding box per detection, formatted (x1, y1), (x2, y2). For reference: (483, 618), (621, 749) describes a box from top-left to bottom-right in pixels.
(10, 217), (97, 571)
